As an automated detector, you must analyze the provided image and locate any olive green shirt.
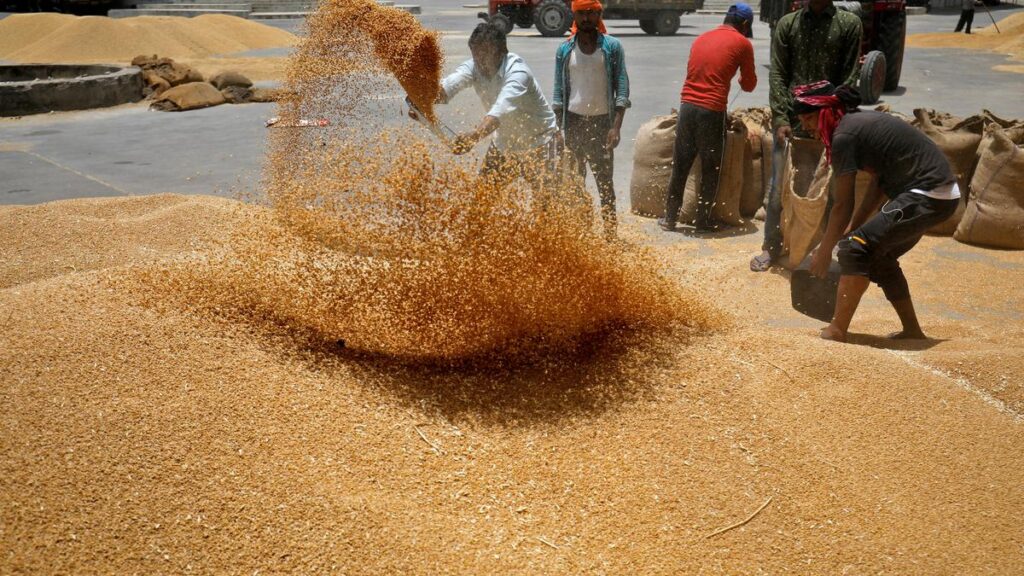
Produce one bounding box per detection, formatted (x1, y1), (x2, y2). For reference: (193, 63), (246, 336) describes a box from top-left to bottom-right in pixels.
(769, 4), (863, 129)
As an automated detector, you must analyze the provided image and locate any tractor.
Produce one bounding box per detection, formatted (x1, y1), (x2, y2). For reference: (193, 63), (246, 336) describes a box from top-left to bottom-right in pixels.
(761, 0), (907, 104)
(481, 0), (705, 38)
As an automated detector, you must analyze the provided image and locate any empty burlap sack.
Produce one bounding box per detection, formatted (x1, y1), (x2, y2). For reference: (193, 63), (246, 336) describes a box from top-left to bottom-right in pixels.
(150, 82), (226, 112)
(630, 111), (678, 217)
(710, 120), (748, 226)
(781, 138), (831, 268)
(955, 128), (1024, 249)
(915, 109), (984, 235)
(209, 71), (253, 90)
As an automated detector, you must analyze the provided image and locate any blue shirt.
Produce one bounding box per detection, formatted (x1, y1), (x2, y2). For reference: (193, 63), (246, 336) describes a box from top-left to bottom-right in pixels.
(440, 52), (558, 152)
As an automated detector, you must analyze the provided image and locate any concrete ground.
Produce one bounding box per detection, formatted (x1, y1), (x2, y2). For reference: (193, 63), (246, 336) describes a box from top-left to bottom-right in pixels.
(0, 3), (1022, 206)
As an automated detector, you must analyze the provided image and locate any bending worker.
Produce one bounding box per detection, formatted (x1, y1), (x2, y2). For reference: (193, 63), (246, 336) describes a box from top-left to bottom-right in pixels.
(794, 82), (961, 343)
(410, 22), (559, 189)
(553, 0), (630, 238)
(659, 3), (756, 232)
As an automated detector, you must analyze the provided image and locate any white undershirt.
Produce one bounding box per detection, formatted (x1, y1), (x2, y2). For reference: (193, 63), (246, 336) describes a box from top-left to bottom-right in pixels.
(910, 181), (961, 200)
(567, 45), (609, 116)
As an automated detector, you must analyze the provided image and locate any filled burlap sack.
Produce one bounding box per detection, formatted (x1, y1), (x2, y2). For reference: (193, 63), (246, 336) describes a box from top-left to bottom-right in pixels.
(915, 109), (984, 235)
(150, 82), (226, 112)
(141, 70), (170, 98)
(630, 111), (678, 217)
(209, 71), (253, 90)
(955, 128), (1024, 249)
(781, 138), (830, 268)
(249, 87), (292, 103)
(734, 108), (771, 218)
(710, 120), (748, 226)
(741, 130), (773, 217)
(220, 85), (253, 104)
(912, 108), (964, 130)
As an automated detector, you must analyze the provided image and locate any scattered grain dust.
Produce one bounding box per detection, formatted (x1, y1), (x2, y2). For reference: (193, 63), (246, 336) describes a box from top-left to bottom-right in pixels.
(1, 1), (1023, 573)
(0, 13), (296, 63)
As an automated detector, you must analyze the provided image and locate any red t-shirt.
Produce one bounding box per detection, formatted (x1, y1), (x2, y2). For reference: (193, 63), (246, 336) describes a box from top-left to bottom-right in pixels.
(680, 25), (757, 112)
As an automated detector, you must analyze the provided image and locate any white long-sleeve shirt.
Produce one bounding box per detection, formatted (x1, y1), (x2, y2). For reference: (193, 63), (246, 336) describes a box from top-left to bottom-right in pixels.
(440, 52), (557, 152)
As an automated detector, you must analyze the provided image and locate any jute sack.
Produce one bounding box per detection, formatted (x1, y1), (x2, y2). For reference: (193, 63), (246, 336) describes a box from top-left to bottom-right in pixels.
(710, 120), (748, 226)
(150, 82), (226, 112)
(955, 128), (1024, 249)
(209, 71), (253, 90)
(915, 109), (984, 235)
(735, 108), (772, 217)
(781, 138), (831, 268)
(630, 111), (678, 217)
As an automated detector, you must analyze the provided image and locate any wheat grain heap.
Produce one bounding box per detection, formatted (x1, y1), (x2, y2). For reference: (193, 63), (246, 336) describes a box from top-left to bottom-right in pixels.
(2, 1), (1023, 573)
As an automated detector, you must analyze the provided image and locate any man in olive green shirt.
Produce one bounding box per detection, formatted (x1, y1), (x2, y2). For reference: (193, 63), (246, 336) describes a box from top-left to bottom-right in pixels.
(751, 0), (862, 271)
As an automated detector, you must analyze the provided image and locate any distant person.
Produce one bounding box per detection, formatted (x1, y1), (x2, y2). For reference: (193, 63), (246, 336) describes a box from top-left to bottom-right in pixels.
(750, 0), (862, 271)
(794, 82), (960, 343)
(955, 0), (976, 34)
(409, 22), (559, 189)
(658, 3), (756, 232)
(552, 0), (630, 238)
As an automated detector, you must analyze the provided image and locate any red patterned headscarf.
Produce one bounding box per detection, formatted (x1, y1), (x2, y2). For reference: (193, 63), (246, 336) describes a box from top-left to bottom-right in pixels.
(792, 81), (858, 161)
(570, 0), (607, 36)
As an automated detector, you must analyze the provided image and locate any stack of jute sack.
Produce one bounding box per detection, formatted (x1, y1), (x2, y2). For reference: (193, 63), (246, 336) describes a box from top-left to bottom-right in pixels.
(631, 106), (1024, 253)
(132, 54), (287, 112)
(909, 108), (1024, 249)
(630, 107), (769, 227)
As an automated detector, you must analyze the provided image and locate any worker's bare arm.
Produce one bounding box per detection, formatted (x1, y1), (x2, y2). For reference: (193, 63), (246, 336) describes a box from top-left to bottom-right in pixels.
(810, 172), (856, 277)
(847, 173), (883, 232)
(452, 115), (500, 155)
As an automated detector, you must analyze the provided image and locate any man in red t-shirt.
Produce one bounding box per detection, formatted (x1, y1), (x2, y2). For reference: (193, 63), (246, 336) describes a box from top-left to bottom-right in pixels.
(659, 3), (757, 231)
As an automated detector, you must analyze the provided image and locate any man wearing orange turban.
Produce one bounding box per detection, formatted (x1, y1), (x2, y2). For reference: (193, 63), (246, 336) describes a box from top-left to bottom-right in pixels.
(554, 0), (629, 239)
(569, 0), (607, 35)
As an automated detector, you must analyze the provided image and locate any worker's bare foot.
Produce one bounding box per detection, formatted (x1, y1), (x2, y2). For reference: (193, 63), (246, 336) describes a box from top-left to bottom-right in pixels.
(820, 325), (847, 342)
(888, 329), (927, 340)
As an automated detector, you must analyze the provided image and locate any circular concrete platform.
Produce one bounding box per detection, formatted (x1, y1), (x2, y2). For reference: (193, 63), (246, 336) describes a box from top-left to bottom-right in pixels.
(0, 64), (143, 117)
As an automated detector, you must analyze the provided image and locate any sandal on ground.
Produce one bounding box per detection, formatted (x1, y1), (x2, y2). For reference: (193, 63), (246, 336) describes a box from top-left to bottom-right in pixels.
(750, 251), (774, 272)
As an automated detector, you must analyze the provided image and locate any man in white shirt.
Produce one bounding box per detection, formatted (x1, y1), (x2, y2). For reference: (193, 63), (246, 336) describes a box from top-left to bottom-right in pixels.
(552, 0), (630, 237)
(413, 22), (559, 189)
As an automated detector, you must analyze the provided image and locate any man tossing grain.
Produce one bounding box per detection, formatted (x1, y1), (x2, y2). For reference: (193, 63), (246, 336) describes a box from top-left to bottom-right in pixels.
(409, 22), (560, 189)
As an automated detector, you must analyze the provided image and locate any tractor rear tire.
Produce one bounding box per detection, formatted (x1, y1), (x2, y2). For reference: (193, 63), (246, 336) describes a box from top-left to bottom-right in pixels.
(639, 18), (657, 34)
(491, 12), (514, 35)
(514, 8), (533, 28)
(877, 10), (906, 91)
(653, 10), (681, 36)
(859, 50), (886, 105)
(534, 0), (572, 37)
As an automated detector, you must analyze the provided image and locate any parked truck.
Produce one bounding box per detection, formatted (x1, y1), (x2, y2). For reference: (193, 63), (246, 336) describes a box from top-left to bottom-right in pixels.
(481, 0), (705, 37)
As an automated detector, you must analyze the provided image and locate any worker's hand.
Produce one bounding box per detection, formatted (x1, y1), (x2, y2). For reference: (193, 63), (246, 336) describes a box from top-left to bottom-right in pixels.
(451, 133), (476, 155)
(605, 127), (621, 151)
(809, 245), (831, 279)
(776, 125), (793, 142)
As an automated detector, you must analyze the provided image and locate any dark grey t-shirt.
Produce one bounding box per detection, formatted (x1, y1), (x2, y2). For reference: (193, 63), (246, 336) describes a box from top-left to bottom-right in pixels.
(830, 111), (956, 198)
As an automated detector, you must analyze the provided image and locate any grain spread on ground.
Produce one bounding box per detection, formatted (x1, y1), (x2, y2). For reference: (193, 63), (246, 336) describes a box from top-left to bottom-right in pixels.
(1, 2), (1023, 574)
(907, 11), (1024, 74)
